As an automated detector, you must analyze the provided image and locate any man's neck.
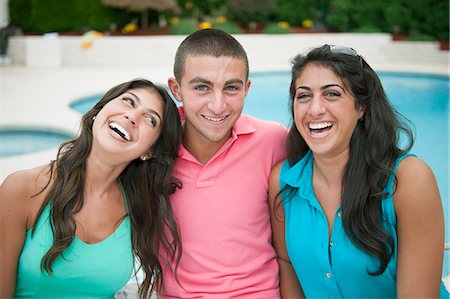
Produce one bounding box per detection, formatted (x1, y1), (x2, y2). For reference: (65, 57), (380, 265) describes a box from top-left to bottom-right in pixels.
(183, 133), (230, 165)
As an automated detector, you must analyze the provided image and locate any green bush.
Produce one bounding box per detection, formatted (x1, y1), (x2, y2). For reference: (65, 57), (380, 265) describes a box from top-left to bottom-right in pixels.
(226, 0), (276, 23)
(384, 1), (412, 35)
(274, 0), (319, 27)
(325, 0), (388, 32)
(324, 0), (351, 31)
(352, 25), (382, 33)
(87, 1), (131, 32)
(422, 0), (448, 41)
(8, 0), (131, 33)
(8, 0), (33, 31)
(384, 0), (448, 41)
(28, 0), (81, 33)
(263, 22), (293, 34)
(169, 18), (198, 35)
(212, 20), (243, 34)
(408, 34), (437, 41)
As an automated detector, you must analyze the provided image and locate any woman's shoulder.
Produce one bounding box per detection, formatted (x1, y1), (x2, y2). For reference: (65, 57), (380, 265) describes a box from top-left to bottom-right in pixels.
(1, 164), (52, 196)
(396, 155), (435, 185)
(394, 156), (440, 213)
(1, 164), (53, 223)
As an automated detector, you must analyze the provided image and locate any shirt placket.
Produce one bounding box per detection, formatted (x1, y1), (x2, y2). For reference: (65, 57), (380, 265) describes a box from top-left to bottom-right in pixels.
(320, 207), (343, 298)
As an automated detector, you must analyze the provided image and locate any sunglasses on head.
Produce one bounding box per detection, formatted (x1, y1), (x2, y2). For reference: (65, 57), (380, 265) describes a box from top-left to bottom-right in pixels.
(327, 45), (363, 67)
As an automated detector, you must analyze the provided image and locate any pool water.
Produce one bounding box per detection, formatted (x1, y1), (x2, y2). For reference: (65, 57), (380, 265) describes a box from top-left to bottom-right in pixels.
(69, 94), (103, 113)
(0, 129), (73, 158)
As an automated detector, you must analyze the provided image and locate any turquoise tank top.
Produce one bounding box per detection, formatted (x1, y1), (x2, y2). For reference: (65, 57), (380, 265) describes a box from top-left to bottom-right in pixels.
(280, 151), (449, 298)
(14, 193), (134, 298)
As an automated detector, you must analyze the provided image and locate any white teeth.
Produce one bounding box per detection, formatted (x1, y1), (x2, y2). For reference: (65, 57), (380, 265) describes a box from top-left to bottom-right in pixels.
(204, 115), (226, 122)
(309, 122), (333, 130)
(110, 122), (131, 141)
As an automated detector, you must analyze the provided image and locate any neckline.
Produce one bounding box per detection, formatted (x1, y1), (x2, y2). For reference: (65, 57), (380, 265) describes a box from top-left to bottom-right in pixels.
(74, 215), (129, 246)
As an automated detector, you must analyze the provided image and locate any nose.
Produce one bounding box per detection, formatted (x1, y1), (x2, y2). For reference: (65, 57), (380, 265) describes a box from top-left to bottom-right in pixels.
(207, 91), (226, 115)
(309, 95), (326, 118)
(123, 112), (137, 126)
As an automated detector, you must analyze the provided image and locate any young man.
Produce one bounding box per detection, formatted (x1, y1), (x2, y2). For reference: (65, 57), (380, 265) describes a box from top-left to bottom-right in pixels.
(159, 29), (286, 298)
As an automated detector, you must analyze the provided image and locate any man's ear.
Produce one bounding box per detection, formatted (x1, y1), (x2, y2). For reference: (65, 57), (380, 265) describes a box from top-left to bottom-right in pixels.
(168, 77), (182, 103)
(244, 79), (252, 97)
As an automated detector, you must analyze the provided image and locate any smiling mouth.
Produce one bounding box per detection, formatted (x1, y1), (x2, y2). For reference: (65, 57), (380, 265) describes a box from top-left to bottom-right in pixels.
(203, 115), (228, 122)
(309, 122), (333, 134)
(109, 122), (131, 141)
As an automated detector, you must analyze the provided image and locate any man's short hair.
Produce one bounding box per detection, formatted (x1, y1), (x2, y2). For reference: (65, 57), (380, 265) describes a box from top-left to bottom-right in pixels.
(173, 29), (249, 82)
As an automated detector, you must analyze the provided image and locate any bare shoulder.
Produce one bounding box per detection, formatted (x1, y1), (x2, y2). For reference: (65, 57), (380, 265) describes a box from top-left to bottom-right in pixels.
(1, 164), (52, 197)
(269, 160), (285, 205)
(396, 156), (437, 189)
(269, 160), (284, 185)
(394, 155), (441, 213)
(0, 164), (53, 225)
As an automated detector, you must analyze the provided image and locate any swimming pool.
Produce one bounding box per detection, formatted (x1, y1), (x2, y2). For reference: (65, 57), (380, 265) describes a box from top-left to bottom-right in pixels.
(0, 129), (73, 158)
(69, 71), (449, 277)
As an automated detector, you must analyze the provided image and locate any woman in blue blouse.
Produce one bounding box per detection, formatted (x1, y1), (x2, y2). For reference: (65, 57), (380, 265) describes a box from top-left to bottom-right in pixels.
(269, 45), (448, 298)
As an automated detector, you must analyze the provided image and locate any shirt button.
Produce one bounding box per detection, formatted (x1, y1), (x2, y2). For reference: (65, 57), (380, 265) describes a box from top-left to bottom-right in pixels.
(326, 272), (332, 279)
(329, 241), (334, 247)
(338, 211), (342, 217)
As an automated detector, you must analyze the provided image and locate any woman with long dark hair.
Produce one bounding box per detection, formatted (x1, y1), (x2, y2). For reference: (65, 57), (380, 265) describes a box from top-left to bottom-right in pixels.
(269, 45), (448, 298)
(1, 78), (182, 299)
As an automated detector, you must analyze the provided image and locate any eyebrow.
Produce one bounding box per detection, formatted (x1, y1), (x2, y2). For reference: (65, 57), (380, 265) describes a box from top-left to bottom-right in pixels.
(188, 77), (245, 86)
(296, 83), (344, 91)
(126, 91), (162, 122)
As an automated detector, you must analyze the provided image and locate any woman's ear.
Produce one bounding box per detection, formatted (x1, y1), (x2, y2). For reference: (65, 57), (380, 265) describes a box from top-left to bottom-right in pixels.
(140, 150), (152, 161)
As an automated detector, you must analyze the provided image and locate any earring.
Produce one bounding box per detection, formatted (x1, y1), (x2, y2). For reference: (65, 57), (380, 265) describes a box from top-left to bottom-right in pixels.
(92, 115), (96, 120)
(140, 155), (148, 161)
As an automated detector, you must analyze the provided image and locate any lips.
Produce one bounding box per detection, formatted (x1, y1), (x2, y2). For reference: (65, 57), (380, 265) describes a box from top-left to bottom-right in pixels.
(203, 115), (228, 122)
(308, 122), (333, 136)
(109, 122), (131, 141)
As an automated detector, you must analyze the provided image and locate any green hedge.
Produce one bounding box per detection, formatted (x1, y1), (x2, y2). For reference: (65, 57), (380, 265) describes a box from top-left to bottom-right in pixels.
(226, 0), (276, 23)
(8, 0), (130, 33)
(274, 0), (320, 27)
(7, 0), (449, 41)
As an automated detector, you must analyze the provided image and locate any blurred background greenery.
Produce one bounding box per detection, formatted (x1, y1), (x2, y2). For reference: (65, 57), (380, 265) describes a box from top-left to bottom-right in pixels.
(7, 0), (449, 41)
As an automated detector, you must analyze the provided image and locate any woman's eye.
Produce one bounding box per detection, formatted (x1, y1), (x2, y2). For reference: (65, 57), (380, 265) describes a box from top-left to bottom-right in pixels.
(146, 115), (157, 127)
(123, 96), (135, 106)
(295, 93), (310, 102)
(325, 91), (340, 98)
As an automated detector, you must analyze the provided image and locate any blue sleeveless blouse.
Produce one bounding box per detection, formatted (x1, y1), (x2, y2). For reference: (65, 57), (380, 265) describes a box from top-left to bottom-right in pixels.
(280, 151), (448, 298)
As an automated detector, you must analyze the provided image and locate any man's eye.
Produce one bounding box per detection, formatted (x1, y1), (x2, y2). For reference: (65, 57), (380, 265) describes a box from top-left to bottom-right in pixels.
(195, 85), (208, 91)
(225, 86), (239, 91)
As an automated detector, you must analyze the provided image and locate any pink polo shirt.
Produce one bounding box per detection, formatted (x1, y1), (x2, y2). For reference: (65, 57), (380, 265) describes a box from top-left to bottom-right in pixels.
(160, 109), (287, 298)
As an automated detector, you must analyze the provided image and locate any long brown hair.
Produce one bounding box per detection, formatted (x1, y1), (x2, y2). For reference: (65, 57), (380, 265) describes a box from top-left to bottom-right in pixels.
(32, 78), (182, 298)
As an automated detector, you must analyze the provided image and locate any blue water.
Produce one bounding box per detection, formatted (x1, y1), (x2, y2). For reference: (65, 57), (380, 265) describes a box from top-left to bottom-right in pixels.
(69, 71), (449, 277)
(0, 129), (73, 158)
